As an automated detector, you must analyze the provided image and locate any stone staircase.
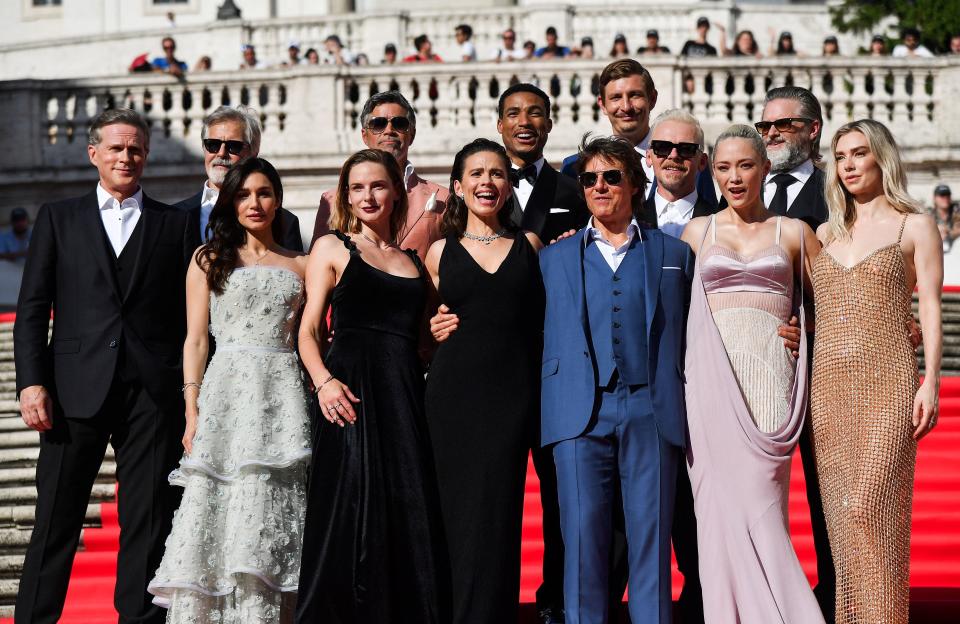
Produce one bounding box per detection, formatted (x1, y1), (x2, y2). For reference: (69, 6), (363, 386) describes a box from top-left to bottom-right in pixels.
(0, 321), (116, 617)
(917, 291), (960, 376)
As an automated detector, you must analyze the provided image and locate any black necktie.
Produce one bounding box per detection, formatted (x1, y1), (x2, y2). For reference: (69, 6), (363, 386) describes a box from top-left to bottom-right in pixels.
(768, 173), (798, 215)
(510, 164), (538, 188)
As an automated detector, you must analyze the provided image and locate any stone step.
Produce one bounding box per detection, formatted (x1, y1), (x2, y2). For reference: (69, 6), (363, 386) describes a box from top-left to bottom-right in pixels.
(0, 447), (38, 467)
(0, 484), (114, 506)
(0, 464), (115, 486)
(0, 555), (24, 578)
(0, 372), (15, 383)
(0, 363), (14, 374)
(0, 581), (16, 609)
(0, 431), (39, 449)
(0, 502), (103, 528)
(0, 527), (31, 551)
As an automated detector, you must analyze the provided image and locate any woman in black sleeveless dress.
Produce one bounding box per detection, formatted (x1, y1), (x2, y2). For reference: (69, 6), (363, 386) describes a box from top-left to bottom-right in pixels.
(424, 139), (545, 624)
(296, 149), (448, 623)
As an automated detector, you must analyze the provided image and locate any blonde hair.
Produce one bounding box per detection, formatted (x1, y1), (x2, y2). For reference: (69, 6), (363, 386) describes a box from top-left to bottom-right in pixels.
(824, 119), (920, 243)
(713, 124), (768, 163)
(328, 149), (408, 241)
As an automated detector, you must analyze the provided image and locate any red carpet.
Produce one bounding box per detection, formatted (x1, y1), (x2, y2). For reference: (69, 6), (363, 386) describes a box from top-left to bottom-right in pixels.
(5, 382), (959, 623)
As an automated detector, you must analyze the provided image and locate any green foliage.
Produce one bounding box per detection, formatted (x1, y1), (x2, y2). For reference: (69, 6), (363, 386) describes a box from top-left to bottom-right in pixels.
(830, 0), (960, 53)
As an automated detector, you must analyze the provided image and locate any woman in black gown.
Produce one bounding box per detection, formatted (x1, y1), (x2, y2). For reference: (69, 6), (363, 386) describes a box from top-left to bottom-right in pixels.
(296, 149), (448, 623)
(423, 138), (545, 624)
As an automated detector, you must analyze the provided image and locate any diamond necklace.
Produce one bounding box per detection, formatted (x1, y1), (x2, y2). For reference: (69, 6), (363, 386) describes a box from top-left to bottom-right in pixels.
(462, 229), (507, 245)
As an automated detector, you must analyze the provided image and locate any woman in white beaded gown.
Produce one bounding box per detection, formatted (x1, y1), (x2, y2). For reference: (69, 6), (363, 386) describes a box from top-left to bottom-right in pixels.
(148, 157), (311, 622)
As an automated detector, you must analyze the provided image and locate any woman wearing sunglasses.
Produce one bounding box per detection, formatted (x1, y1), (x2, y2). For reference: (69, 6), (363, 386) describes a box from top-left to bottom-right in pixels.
(811, 120), (942, 623)
(680, 125), (824, 623)
(423, 138), (544, 624)
(295, 149), (448, 623)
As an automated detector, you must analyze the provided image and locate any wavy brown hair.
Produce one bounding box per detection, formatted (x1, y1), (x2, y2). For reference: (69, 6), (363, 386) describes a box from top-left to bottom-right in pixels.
(196, 157), (285, 294)
(328, 149), (407, 241)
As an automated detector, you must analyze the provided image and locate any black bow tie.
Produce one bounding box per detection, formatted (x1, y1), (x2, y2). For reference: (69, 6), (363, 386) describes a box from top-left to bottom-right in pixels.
(510, 164), (538, 188)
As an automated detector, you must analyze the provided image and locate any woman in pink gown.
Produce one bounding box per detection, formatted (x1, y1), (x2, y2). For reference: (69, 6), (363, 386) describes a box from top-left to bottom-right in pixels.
(680, 125), (823, 623)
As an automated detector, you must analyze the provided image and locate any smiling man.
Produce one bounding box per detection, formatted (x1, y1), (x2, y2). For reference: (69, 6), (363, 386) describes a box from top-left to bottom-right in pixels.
(562, 59), (717, 210)
(176, 105), (302, 251)
(312, 91), (448, 259)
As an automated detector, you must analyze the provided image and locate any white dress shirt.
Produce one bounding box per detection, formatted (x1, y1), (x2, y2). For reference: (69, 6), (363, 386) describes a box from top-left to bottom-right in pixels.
(511, 157), (545, 211)
(97, 184), (143, 256)
(654, 188), (698, 228)
(763, 158), (814, 211)
(199, 182), (219, 242)
(584, 217), (641, 271)
(635, 129), (654, 188)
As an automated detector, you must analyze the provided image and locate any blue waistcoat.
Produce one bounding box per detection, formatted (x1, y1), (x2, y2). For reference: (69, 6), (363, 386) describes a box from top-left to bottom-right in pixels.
(583, 237), (648, 387)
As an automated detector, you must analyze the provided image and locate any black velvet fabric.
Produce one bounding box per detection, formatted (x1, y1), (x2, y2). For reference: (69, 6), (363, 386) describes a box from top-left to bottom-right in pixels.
(296, 231), (449, 624)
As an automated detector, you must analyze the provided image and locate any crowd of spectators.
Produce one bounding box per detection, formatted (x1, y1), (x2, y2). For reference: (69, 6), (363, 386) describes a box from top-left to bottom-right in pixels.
(130, 17), (960, 76)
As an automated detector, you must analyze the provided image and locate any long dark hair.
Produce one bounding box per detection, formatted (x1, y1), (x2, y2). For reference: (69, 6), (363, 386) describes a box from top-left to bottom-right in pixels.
(196, 157), (285, 294)
(441, 138), (515, 236)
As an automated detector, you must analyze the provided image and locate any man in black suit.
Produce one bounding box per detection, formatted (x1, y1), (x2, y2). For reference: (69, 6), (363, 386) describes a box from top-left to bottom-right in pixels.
(497, 83), (590, 245)
(176, 105), (303, 251)
(14, 109), (191, 623)
(756, 85), (834, 621)
(497, 82), (587, 624)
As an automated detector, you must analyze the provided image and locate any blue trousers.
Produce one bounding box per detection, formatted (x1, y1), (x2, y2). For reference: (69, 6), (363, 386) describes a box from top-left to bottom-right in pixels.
(553, 379), (679, 624)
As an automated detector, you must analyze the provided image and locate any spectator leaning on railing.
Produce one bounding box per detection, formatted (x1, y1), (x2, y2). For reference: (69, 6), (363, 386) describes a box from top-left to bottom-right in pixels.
(0, 208), (31, 264)
(404, 34), (442, 62)
(637, 29), (670, 55)
(535, 26), (570, 59)
(324, 34), (355, 65)
(770, 30), (798, 56)
(681, 16), (719, 57)
(948, 33), (960, 54)
(610, 33), (630, 58)
(240, 44), (266, 69)
(822, 35), (841, 57)
(494, 28), (526, 62)
(455, 24), (477, 62)
(868, 34), (888, 56)
(893, 27), (934, 58)
(932, 184), (960, 252)
(283, 40), (303, 66)
(152, 36), (187, 76)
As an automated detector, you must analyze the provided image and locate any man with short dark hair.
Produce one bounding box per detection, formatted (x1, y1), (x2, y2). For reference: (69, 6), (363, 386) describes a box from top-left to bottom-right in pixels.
(0, 208), (31, 263)
(176, 105), (302, 251)
(455, 23), (477, 61)
(536, 26), (571, 58)
(494, 28), (526, 62)
(152, 36), (187, 75)
(284, 40), (303, 66)
(14, 108), (191, 624)
(681, 17), (718, 57)
(893, 27), (934, 57)
(324, 34), (355, 65)
(312, 91), (448, 259)
(562, 59), (717, 209)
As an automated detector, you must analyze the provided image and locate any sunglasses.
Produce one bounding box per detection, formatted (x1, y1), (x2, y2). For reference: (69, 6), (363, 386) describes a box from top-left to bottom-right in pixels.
(650, 140), (701, 159)
(366, 116), (411, 134)
(754, 117), (813, 135)
(202, 138), (248, 155)
(578, 169), (624, 188)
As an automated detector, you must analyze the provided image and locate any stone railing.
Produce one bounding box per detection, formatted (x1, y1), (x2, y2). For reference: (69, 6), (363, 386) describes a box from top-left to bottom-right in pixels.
(1, 56), (958, 213)
(1, 2), (869, 81)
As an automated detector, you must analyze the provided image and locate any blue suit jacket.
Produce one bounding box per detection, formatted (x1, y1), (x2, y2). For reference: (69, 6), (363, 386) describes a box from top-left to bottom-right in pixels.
(539, 226), (694, 448)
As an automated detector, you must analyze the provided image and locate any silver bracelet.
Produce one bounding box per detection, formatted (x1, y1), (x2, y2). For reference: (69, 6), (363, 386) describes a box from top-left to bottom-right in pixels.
(181, 382), (201, 393)
(316, 375), (334, 392)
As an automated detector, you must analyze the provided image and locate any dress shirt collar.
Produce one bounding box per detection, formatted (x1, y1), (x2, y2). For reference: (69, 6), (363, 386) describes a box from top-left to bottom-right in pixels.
(584, 216), (641, 250)
(654, 187), (698, 221)
(201, 181), (219, 206)
(765, 158), (814, 187)
(634, 128), (652, 155)
(97, 183), (143, 211)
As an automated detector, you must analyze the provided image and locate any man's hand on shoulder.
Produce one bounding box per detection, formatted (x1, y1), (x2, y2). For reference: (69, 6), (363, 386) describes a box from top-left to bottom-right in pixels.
(19, 385), (53, 431)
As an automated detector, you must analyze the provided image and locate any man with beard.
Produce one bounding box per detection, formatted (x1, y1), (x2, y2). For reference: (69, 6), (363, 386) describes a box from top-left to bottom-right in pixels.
(311, 90), (448, 259)
(753, 86), (829, 231)
(177, 105), (303, 251)
(561, 59), (717, 211)
(754, 85), (833, 620)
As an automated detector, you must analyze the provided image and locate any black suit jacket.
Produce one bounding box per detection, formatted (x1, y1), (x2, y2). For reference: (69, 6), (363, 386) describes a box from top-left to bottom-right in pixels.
(718, 166), (828, 232)
(14, 190), (193, 419)
(641, 193), (719, 230)
(175, 190), (304, 252)
(514, 163), (590, 244)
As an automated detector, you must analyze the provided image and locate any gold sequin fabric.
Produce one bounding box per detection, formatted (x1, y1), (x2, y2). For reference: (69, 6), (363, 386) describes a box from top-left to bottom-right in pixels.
(810, 231), (918, 624)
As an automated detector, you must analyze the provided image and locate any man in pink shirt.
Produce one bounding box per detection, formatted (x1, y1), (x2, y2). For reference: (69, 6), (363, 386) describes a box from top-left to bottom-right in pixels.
(311, 91), (448, 259)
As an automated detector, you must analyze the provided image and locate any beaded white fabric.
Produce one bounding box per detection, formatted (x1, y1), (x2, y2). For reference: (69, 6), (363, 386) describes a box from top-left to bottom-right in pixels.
(148, 266), (312, 623)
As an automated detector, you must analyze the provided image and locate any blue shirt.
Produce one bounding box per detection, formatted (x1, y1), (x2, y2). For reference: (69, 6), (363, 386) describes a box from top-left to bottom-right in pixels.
(0, 228), (31, 264)
(152, 57), (187, 72)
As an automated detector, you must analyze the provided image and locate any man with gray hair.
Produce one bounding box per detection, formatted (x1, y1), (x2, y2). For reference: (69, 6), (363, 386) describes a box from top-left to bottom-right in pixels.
(643, 108), (717, 237)
(754, 86), (829, 232)
(14, 108), (191, 623)
(176, 105), (303, 251)
(312, 90), (448, 259)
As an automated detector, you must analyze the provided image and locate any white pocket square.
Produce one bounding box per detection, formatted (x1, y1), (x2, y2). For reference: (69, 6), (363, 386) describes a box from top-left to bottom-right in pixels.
(663, 266), (682, 270)
(549, 208), (569, 213)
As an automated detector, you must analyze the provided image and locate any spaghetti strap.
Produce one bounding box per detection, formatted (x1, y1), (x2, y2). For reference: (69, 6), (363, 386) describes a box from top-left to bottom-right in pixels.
(896, 215), (908, 244)
(775, 216), (782, 246)
(798, 219), (805, 308)
(710, 213), (717, 245)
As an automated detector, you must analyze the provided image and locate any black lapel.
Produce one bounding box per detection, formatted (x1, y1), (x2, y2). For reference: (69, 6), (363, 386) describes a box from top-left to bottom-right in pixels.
(692, 196), (716, 218)
(640, 196), (659, 229)
(520, 163), (557, 238)
(80, 190), (122, 303)
(124, 195), (165, 303)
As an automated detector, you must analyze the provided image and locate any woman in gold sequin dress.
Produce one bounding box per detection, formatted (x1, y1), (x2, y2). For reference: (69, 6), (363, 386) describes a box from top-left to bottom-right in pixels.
(811, 119), (943, 623)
